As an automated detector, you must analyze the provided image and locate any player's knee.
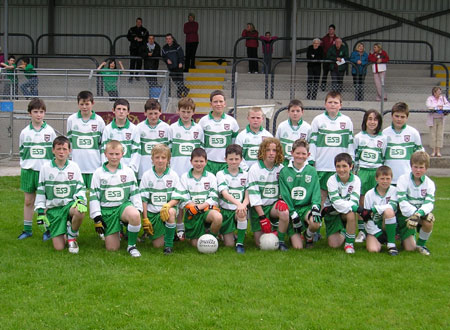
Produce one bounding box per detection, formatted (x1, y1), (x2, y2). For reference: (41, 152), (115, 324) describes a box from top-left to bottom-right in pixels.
(421, 220), (433, 231)
(383, 208), (395, 219)
(310, 222), (320, 232)
(367, 245), (380, 253)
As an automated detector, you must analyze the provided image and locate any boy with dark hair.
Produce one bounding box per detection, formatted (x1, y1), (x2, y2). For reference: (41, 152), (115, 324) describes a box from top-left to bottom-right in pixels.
(1, 55), (18, 98)
(162, 33), (189, 97)
(17, 57), (38, 97)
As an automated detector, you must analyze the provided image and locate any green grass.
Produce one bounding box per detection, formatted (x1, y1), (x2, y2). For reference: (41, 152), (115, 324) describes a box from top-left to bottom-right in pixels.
(1, 176), (449, 329)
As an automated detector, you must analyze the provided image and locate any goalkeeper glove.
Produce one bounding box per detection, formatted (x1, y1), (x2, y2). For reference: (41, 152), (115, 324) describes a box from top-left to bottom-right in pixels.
(93, 215), (106, 235)
(309, 205), (322, 223)
(406, 213), (421, 229)
(37, 215), (50, 232)
(185, 203), (202, 220)
(142, 217), (154, 235)
(357, 207), (373, 222)
(259, 215), (272, 234)
(203, 205), (221, 213)
(291, 212), (302, 233)
(321, 205), (335, 217)
(160, 203), (171, 222)
(71, 199), (87, 213)
(275, 199), (289, 212)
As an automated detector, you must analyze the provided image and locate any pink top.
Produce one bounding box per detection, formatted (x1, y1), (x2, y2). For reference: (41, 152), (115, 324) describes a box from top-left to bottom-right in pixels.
(426, 94), (449, 126)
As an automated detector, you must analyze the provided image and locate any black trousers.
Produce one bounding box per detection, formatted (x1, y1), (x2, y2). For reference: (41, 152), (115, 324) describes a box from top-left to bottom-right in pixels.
(185, 42), (199, 71)
(129, 48), (142, 74)
(169, 68), (188, 97)
(352, 74), (366, 101)
(307, 66), (321, 100)
(331, 70), (345, 93)
(321, 63), (331, 89)
(247, 47), (258, 73)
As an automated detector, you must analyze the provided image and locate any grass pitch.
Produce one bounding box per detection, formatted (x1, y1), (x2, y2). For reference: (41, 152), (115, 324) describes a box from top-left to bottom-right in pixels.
(1, 176), (449, 329)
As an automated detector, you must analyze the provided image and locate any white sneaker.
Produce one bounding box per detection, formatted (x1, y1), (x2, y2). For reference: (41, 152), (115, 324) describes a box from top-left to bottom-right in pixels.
(416, 246), (431, 256)
(68, 240), (79, 254)
(176, 230), (185, 241)
(99, 233), (105, 241)
(355, 231), (366, 243)
(344, 244), (355, 254)
(127, 245), (141, 258)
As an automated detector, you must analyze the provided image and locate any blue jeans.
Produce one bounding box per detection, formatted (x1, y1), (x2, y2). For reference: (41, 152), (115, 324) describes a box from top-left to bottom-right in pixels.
(20, 77), (39, 96)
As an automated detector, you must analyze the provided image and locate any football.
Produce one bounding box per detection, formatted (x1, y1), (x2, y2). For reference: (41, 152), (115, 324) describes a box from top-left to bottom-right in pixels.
(259, 233), (279, 250)
(197, 234), (219, 254)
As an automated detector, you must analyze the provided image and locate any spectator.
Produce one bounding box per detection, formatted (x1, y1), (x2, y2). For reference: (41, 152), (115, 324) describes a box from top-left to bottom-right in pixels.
(320, 24), (338, 91)
(326, 38), (348, 93)
(0, 47), (4, 64)
(368, 43), (389, 101)
(184, 13), (199, 72)
(306, 38), (323, 100)
(97, 59), (124, 101)
(259, 31), (278, 74)
(162, 33), (189, 98)
(127, 17), (149, 82)
(426, 87), (449, 157)
(242, 23), (259, 73)
(142, 35), (161, 88)
(350, 42), (369, 101)
(1, 55), (18, 99)
(17, 57), (38, 97)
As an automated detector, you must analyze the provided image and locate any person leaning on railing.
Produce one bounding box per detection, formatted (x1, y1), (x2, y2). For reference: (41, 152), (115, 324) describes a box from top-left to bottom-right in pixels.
(426, 86), (449, 157)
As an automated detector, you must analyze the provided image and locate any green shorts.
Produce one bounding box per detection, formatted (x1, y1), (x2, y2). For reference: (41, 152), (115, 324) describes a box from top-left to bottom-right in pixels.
(358, 168), (377, 195)
(396, 214), (416, 241)
(324, 213), (346, 237)
(184, 211), (211, 239)
(250, 204), (295, 237)
(318, 171), (334, 191)
(46, 203), (72, 238)
(82, 173), (93, 189)
(102, 201), (133, 237)
(220, 209), (237, 235)
(20, 168), (39, 193)
(146, 212), (165, 240)
(205, 161), (227, 175)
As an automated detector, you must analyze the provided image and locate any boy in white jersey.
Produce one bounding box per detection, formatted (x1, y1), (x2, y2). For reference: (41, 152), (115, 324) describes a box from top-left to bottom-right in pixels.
(35, 136), (87, 253)
(90, 140), (143, 257)
(382, 102), (423, 184)
(171, 148), (223, 247)
(275, 99), (311, 166)
(247, 138), (290, 250)
(136, 99), (171, 180)
(139, 144), (180, 255)
(321, 153), (361, 254)
(359, 166), (399, 256)
(216, 144), (250, 253)
(67, 90), (105, 189)
(396, 151), (435, 256)
(198, 90), (239, 175)
(235, 107), (273, 170)
(18, 98), (57, 241)
(310, 91), (354, 206)
(101, 99), (140, 173)
(279, 139), (321, 249)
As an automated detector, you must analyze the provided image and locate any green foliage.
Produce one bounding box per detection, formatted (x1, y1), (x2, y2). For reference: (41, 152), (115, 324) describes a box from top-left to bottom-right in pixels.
(1, 176), (449, 329)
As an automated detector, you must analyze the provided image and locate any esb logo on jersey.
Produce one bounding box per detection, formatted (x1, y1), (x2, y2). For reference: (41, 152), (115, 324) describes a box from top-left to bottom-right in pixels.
(291, 187), (306, 200)
(325, 134), (342, 146)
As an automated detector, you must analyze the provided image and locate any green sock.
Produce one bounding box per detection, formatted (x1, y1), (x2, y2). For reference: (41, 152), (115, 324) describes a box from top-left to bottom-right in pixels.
(278, 231), (286, 243)
(236, 220), (248, 245)
(345, 232), (355, 244)
(24, 220), (32, 233)
(127, 231), (138, 246)
(164, 223), (176, 248)
(385, 222), (397, 245)
(358, 220), (366, 233)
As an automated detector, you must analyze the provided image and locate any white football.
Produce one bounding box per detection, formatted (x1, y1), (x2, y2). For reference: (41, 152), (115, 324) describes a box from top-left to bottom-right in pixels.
(197, 234), (219, 254)
(259, 233), (279, 250)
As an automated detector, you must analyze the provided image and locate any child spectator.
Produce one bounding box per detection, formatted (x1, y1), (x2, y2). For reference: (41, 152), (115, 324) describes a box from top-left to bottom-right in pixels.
(34, 136), (87, 253)
(259, 31), (278, 74)
(198, 90), (239, 174)
(90, 140), (143, 257)
(142, 35), (161, 89)
(382, 102), (423, 184)
(279, 139), (321, 249)
(235, 106), (273, 170)
(17, 57), (38, 97)
(18, 98), (56, 240)
(216, 144), (250, 253)
(1, 55), (18, 99)
(97, 59), (124, 101)
(396, 151), (435, 255)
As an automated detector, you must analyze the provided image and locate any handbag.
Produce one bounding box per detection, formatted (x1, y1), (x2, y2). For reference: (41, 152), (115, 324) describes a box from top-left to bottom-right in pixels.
(372, 63), (386, 73)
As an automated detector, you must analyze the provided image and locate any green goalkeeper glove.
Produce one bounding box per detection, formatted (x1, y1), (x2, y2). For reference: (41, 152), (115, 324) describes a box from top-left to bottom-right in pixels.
(71, 199), (87, 213)
(37, 215), (50, 232)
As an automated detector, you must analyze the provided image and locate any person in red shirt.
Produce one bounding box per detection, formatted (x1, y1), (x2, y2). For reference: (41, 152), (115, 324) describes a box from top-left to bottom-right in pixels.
(320, 24), (338, 91)
(368, 43), (389, 101)
(184, 13), (199, 72)
(259, 32), (278, 74)
(242, 23), (259, 74)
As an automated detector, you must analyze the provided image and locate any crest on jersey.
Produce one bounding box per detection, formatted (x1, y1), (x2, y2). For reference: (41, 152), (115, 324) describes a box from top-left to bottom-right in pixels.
(404, 135), (410, 142)
(44, 134), (50, 142)
(287, 176), (293, 183)
(377, 140), (383, 148)
(240, 178), (246, 186)
(126, 133), (131, 140)
(67, 172), (74, 180)
(91, 125), (97, 132)
(166, 180), (173, 188)
(224, 124), (230, 131)
(204, 182), (210, 190)
(305, 175), (311, 183)
(421, 189), (427, 197)
(120, 175), (127, 183)
(340, 122), (346, 129)
(348, 185), (353, 193)
(300, 133), (306, 139)
(159, 130), (165, 138)
(193, 132), (199, 139)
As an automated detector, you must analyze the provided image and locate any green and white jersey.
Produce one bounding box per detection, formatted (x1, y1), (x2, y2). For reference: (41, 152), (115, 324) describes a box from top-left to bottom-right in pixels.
(363, 185), (397, 235)
(279, 161), (321, 217)
(216, 168), (248, 210)
(89, 163), (142, 219)
(67, 111), (105, 174)
(198, 112), (239, 163)
(275, 119), (311, 161)
(324, 173), (361, 214)
(101, 119), (140, 172)
(169, 119), (204, 177)
(354, 131), (387, 169)
(248, 160), (283, 207)
(235, 125), (273, 170)
(397, 173), (435, 218)
(140, 166), (180, 213)
(310, 112), (354, 172)
(19, 122), (57, 170)
(35, 159), (86, 211)
(172, 169), (219, 209)
(382, 124), (423, 183)
(135, 119), (171, 179)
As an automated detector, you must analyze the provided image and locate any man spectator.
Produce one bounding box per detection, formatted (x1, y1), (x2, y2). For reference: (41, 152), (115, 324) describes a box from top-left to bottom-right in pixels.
(142, 35), (161, 88)
(326, 38), (348, 93)
(320, 24), (338, 91)
(162, 33), (189, 98)
(127, 17), (149, 82)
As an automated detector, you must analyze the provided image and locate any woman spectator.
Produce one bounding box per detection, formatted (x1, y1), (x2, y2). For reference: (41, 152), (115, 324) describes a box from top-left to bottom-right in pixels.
(350, 42), (369, 101)
(242, 23), (259, 73)
(184, 13), (199, 72)
(426, 87), (449, 157)
(368, 43), (389, 101)
(306, 38), (323, 100)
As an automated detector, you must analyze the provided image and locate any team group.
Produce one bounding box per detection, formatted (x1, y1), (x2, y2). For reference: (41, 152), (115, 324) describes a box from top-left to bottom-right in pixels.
(17, 89), (435, 257)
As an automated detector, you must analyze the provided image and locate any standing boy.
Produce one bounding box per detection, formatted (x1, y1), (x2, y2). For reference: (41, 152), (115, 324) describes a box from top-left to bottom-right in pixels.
(90, 140), (143, 257)
(34, 136), (87, 253)
(216, 144), (250, 253)
(18, 98), (57, 240)
(198, 90), (239, 174)
(235, 107), (273, 170)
